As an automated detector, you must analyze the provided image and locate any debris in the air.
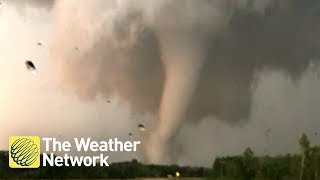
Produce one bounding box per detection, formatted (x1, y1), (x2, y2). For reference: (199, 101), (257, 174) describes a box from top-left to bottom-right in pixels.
(107, 100), (111, 103)
(74, 46), (79, 51)
(128, 133), (133, 136)
(37, 42), (42, 46)
(138, 124), (146, 131)
(25, 60), (37, 75)
(265, 128), (271, 134)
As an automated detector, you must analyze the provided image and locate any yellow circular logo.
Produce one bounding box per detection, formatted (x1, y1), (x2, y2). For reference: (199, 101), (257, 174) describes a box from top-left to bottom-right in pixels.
(10, 138), (39, 166)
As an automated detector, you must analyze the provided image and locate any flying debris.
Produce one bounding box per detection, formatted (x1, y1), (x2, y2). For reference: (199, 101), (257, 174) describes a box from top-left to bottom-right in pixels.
(138, 124), (146, 131)
(37, 42), (42, 46)
(128, 133), (133, 136)
(107, 100), (111, 103)
(265, 128), (271, 134)
(74, 46), (79, 51)
(25, 60), (37, 75)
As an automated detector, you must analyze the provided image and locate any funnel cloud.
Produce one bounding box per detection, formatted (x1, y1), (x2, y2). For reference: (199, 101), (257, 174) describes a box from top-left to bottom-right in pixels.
(2, 0), (320, 165)
(48, 0), (320, 164)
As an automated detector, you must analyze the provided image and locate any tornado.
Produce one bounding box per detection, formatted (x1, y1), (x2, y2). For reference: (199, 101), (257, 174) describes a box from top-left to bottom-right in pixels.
(45, 0), (320, 164)
(145, 32), (207, 163)
(3, 0), (320, 166)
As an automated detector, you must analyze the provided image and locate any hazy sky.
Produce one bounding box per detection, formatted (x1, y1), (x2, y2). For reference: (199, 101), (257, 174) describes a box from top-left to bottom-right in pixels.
(0, 0), (320, 167)
(0, 4), (141, 163)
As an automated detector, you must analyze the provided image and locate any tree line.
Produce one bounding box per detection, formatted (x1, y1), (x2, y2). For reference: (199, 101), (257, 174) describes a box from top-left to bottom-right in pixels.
(210, 133), (320, 180)
(0, 133), (319, 179)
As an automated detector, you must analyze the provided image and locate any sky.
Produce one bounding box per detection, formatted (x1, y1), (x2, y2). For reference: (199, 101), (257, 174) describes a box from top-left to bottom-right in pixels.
(0, 0), (320, 167)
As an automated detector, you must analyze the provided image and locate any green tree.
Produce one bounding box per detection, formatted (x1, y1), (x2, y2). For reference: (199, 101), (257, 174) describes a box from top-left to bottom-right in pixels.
(310, 146), (320, 180)
(244, 147), (254, 159)
(299, 133), (310, 153)
(212, 158), (224, 178)
(261, 156), (290, 180)
(299, 133), (310, 180)
(242, 147), (257, 180)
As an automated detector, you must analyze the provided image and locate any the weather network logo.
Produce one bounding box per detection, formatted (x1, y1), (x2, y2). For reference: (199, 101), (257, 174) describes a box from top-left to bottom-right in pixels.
(9, 136), (40, 168)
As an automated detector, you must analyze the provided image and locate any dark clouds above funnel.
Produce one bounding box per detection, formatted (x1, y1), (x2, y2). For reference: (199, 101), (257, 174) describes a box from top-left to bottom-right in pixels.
(187, 0), (320, 125)
(48, 0), (320, 163)
(52, 0), (320, 126)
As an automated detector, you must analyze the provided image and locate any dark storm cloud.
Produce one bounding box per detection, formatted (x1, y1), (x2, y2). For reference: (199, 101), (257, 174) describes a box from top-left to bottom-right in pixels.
(48, 0), (320, 163)
(188, 0), (320, 125)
